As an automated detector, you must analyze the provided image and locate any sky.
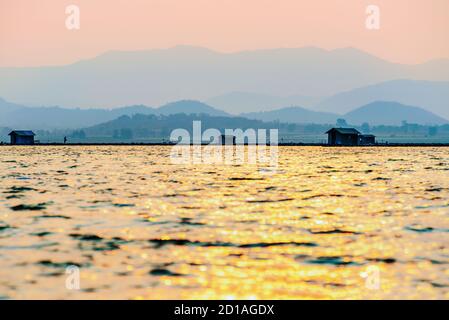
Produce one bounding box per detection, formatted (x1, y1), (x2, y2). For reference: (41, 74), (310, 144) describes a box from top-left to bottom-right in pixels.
(0, 0), (449, 67)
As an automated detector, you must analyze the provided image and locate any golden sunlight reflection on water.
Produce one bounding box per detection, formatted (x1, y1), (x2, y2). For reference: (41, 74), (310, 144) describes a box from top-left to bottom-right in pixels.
(0, 146), (448, 299)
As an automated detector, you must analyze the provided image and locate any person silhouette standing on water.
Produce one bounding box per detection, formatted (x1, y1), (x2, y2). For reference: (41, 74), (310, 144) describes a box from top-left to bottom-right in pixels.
(64, 136), (67, 144)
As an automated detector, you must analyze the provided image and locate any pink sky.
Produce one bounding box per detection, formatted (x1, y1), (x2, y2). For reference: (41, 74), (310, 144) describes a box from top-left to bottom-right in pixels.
(1, 0), (448, 67)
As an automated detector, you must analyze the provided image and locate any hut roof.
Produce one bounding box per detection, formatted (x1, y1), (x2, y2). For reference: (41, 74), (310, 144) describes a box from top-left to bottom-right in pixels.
(325, 128), (360, 135)
(8, 130), (35, 136)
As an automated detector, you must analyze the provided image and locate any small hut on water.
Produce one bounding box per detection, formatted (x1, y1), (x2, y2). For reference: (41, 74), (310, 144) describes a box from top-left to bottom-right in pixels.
(8, 131), (35, 145)
(359, 134), (376, 145)
(325, 128), (360, 146)
(325, 128), (376, 146)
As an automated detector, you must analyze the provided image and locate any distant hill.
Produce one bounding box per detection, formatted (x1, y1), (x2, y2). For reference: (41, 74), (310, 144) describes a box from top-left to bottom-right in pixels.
(1, 46), (448, 109)
(240, 100), (448, 126)
(343, 101), (448, 126)
(0, 98), (227, 129)
(206, 92), (321, 114)
(0, 97), (25, 117)
(0, 98), (155, 129)
(83, 113), (273, 139)
(2, 95), (448, 130)
(317, 80), (449, 119)
(157, 100), (229, 117)
(241, 106), (338, 124)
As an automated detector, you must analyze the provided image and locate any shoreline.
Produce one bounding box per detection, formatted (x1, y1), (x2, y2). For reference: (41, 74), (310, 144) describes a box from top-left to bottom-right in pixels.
(1, 143), (449, 147)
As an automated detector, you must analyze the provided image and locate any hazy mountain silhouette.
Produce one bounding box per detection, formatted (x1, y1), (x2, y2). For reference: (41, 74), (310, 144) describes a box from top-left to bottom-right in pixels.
(343, 101), (448, 126)
(2, 96), (447, 129)
(317, 80), (449, 119)
(83, 113), (271, 139)
(157, 100), (229, 116)
(1, 46), (448, 109)
(0, 98), (155, 129)
(0, 97), (24, 118)
(0, 98), (229, 129)
(206, 92), (321, 114)
(239, 101), (448, 125)
(241, 106), (338, 124)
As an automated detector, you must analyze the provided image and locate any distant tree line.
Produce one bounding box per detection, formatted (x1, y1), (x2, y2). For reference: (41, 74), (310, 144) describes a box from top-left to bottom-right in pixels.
(2, 113), (449, 143)
(80, 113), (449, 139)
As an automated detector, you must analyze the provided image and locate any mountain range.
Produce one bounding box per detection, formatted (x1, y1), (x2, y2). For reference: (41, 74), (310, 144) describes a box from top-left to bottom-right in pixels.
(343, 101), (447, 126)
(1, 46), (448, 110)
(207, 80), (449, 119)
(242, 101), (447, 126)
(1, 96), (447, 130)
(316, 79), (449, 119)
(1, 46), (448, 129)
(0, 99), (228, 129)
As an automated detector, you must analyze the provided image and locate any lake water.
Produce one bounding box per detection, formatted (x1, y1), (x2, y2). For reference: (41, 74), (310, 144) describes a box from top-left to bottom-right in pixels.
(0, 146), (448, 299)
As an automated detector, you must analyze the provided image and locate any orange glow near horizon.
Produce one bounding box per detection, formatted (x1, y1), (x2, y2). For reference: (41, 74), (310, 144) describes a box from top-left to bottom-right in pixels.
(1, 0), (449, 67)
